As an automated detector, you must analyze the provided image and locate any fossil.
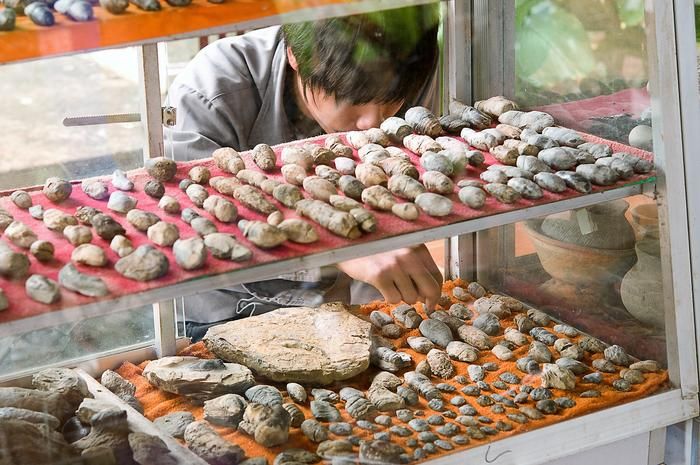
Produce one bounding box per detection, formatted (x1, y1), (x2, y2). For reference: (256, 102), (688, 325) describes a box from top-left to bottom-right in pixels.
(145, 157), (177, 181)
(58, 263), (109, 297)
(147, 221), (180, 247)
(115, 245), (169, 281)
(203, 233), (252, 261)
(71, 243), (107, 267)
(185, 420), (245, 464)
(204, 393), (248, 428)
(5, 221), (37, 248)
(0, 240), (30, 279)
(239, 403), (291, 448)
(26, 274), (61, 304)
(91, 213), (126, 240)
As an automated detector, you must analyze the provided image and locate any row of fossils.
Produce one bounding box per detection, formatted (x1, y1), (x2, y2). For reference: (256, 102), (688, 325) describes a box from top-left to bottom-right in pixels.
(0, 0), (222, 32)
(0, 366), (181, 465)
(0, 95), (651, 308)
(135, 284), (662, 465)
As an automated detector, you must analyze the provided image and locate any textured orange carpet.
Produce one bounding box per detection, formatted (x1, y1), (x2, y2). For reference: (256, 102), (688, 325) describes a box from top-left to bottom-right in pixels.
(117, 279), (668, 463)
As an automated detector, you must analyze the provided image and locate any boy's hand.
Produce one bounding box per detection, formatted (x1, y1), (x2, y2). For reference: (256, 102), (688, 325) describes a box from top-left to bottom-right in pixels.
(337, 245), (443, 310)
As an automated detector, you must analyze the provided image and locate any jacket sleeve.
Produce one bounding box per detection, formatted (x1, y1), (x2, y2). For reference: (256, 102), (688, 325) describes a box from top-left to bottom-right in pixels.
(164, 84), (242, 161)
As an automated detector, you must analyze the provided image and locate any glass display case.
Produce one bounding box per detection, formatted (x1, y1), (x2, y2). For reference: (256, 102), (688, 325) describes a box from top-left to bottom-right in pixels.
(0, 1), (699, 465)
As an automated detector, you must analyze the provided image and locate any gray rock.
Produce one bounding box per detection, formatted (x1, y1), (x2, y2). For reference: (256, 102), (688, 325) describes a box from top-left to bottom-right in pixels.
(143, 356), (255, 402)
(452, 286), (470, 301)
(359, 440), (405, 464)
(556, 357), (589, 375)
(448, 303), (472, 320)
(516, 357), (540, 374)
(110, 235), (134, 258)
(576, 163), (618, 186)
(238, 403), (291, 447)
(555, 397), (576, 409)
(407, 336), (435, 354)
(173, 237), (207, 270)
(530, 327), (557, 345)
(621, 369), (645, 384)
(457, 325), (493, 350)
(184, 420), (245, 464)
(108, 191), (138, 213)
(147, 221), (180, 247)
(390, 425), (412, 437)
(541, 363), (576, 390)
(10, 191), (32, 209)
(129, 432), (176, 465)
(145, 157), (177, 182)
(427, 349), (455, 379)
(204, 394), (248, 427)
(370, 310), (394, 328)
(580, 390), (601, 398)
(82, 180), (109, 200)
(205, 303), (371, 384)
(467, 365), (485, 382)
(593, 358), (617, 373)
(427, 398), (445, 412)
(274, 449), (319, 465)
(435, 439), (454, 450)
(112, 169), (134, 191)
(204, 233), (252, 262)
(529, 341), (553, 363)
(459, 405), (478, 416)
(329, 422), (353, 436)
(5, 221), (38, 248)
(58, 264), (109, 297)
(427, 414), (445, 425)
(408, 418), (430, 432)
(241, 458), (268, 465)
(404, 371), (441, 400)
(153, 411), (194, 439)
(287, 383), (307, 403)
(392, 304), (423, 329)
(339, 387), (364, 402)
(100, 370), (136, 399)
(29, 204), (45, 220)
(458, 186), (486, 209)
(370, 345), (413, 372)
(382, 323), (403, 339)
(396, 409), (413, 422)
(127, 209), (161, 231)
(556, 170), (592, 193)
(604, 345), (631, 366)
(25, 274), (60, 304)
(43, 177), (72, 203)
(115, 245), (169, 281)
(472, 313), (501, 336)
(144, 179), (166, 199)
(0, 407), (60, 430)
(316, 439), (354, 459)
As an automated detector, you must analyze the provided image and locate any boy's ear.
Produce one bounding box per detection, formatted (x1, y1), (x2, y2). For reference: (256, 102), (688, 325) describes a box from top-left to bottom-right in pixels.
(287, 47), (299, 71)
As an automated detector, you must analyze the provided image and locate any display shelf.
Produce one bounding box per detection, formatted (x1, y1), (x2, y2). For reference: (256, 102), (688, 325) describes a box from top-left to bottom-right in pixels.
(0, 0), (435, 65)
(0, 131), (654, 337)
(76, 368), (209, 465)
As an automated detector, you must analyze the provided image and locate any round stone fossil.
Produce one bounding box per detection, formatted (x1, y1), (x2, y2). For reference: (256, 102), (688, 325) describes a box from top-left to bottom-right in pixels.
(71, 244), (108, 267)
(115, 245), (169, 281)
(43, 177), (72, 203)
(25, 274), (60, 304)
(10, 190), (32, 209)
(30, 240), (54, 262)
(144, 180), (165, 199)
(145, 157), (177, 182)
(189, 166), (211, 184)
(91, 214), (126, 240)
(147, 221), (180, 247)
(63, 225), (93, 246)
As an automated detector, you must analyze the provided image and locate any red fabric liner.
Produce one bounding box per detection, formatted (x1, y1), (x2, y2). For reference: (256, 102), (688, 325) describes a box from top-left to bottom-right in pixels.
(0, 132), (653, 324)
(536, 87), (651, 133)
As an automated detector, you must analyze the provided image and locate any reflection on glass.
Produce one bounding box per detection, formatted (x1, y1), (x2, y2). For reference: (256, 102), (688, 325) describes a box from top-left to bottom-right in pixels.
(515, 0), (652, 151)
(490, 196), (666, 364)
(0, 307), (155, 376)
(0, 49), (144, 189)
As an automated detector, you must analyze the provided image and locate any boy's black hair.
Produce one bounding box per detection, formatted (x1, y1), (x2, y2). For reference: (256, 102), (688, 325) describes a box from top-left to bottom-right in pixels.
(282, 4), (440, 106)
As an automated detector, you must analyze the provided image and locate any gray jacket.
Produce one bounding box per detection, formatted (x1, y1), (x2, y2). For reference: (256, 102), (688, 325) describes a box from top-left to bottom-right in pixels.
(165, 26), (434, 323)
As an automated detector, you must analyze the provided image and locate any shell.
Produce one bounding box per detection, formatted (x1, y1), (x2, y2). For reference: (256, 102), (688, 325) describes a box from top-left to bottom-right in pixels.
(555, 170), (591, 193)
(380, 157), (419, 179)
(380, 117), (413, 143)
(448, 100), (491, 129)
(414, 193), (452, 217)
(402, 134), (441, 155)
(507, 178), (543, 200)
(405, 106), (442, 137)
(422, 171), (454, 195)
(421, 152), (453, 176)
(306, 144), (336, 166)
(575, 164), (618, 186)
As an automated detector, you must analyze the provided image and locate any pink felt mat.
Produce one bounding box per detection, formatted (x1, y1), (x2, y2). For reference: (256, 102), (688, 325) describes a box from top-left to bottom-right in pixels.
(0, 131), (653, 325)
(537, 87), (650, 133)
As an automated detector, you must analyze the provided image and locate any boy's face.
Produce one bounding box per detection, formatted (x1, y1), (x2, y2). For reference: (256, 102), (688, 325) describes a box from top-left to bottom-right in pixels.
(301, 86), (404, 134)
(288, 47), (404, 133)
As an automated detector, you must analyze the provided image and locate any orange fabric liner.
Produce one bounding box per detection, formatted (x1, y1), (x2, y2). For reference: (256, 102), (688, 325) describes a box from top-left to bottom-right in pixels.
(0, 0), (361, 64)
(116, 279), (668, 463)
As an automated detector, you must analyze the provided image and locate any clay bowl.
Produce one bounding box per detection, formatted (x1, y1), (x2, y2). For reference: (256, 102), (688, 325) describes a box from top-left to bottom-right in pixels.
(524, 220), (637, 287)
(629, 203), (659, 239)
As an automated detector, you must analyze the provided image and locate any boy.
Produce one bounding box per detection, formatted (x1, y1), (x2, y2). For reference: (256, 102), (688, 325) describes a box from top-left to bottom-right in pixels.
(165, 4), (443, 338)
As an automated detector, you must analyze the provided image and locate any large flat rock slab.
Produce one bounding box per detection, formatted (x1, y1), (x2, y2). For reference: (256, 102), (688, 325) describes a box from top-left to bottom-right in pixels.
(203, 303), (373, 385)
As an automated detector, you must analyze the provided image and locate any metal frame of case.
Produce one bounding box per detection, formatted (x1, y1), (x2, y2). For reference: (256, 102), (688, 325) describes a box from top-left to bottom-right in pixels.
(1, 0), (699, 463)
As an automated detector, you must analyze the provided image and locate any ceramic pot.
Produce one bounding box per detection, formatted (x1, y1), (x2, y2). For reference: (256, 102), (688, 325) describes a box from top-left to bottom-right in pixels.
(629, 203), (660, 240)
(620, 239), (665, 329)
(525, 220), (637, 287)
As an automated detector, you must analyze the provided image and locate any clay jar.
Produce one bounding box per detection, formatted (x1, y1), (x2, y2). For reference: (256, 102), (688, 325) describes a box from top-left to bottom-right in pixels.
(620, 239), (665, 329)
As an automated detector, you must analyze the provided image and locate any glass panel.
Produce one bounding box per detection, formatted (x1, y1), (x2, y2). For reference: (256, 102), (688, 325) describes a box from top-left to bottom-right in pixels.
(481, 196), (667, 366)
(0, 47), (155, 379)
(0, 49), (145, 189)
(515, 0), (652, 151)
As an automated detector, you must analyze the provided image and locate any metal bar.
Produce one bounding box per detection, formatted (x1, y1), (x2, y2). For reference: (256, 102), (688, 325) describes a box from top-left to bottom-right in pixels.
(647, 428), (666, 465)
(138, 43), (164, 159)
(447, 234), (475, 281)
(646, 0), (699, 396)
(153, 300), (178, 358)
(420, 390), (697, 465)
(0, 183), (646, 338)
